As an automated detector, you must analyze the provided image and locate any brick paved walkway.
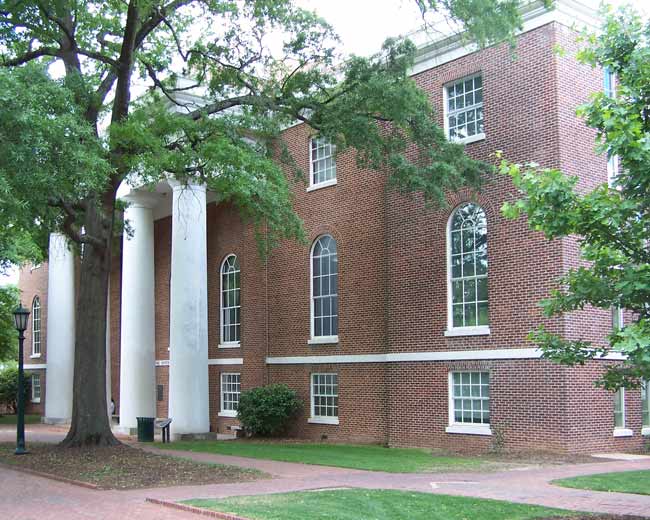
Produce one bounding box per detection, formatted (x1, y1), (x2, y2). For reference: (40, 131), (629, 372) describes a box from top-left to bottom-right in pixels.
(2, 424), (650, 518)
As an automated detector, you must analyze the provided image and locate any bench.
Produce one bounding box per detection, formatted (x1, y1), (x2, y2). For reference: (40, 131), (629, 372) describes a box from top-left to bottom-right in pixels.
(156, 418), (172, 443)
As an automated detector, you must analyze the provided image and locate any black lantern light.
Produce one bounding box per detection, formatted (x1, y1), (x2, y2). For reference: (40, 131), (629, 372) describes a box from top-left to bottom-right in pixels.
(13, 302), (30, 455)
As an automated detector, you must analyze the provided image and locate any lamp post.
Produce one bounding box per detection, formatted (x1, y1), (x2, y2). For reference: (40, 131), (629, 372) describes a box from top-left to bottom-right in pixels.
(13, 302), (30, 455)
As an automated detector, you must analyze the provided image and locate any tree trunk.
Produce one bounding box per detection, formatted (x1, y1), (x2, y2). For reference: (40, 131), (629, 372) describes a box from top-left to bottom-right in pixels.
(60, 199), (119, 447)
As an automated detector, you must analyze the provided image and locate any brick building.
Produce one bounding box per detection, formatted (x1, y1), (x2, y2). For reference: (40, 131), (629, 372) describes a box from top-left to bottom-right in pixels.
(19, 0), (650, 452)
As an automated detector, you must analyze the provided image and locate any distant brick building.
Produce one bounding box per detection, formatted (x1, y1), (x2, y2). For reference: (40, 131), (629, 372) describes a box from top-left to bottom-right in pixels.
(19, 0), (650, 452)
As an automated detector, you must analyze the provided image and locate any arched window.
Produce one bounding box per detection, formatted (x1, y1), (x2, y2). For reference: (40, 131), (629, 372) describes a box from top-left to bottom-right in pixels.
(448, 204), (488, 330)
(311, 235), (338, 340)
(220, 255), (240, 346)
(32, 297), (41, 356)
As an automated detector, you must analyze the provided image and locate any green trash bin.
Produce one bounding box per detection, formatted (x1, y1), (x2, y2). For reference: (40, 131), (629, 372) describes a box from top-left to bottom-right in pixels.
(136, 417), (155, 442)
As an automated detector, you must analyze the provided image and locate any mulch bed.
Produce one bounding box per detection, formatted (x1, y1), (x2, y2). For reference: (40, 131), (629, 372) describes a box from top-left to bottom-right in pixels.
(0, 442), (264, 490)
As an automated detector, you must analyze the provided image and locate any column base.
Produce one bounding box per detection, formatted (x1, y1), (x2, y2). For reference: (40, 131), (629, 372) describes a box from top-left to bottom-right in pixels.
(42, 417), (71, 425)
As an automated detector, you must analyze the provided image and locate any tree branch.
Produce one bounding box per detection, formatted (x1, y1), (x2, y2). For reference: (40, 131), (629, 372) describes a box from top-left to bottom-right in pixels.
(1, 47), (59, 66)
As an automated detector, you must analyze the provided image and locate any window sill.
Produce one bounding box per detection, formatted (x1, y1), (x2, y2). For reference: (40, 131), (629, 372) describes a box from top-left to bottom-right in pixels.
(308, 336), (339, 346)
(308, 417), (339, 425)
(444, 326), (490, 337)
(452, 133), (485, 145)
(31, 398), (40, 404)
(445, 424), (492, 436)
(29, 353), (42, 359)
(306, 179), (337, 192)
(218, 411), (238, 418)
(613, 428), (633, 438)
(642, 427), (650, 437)
(218, 342), (241, 349)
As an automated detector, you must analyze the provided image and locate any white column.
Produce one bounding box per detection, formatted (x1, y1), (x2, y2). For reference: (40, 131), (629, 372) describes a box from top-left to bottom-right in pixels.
(44, 233), (76, 424)
(118, 191), (157, 432)
(168, 180), (209, 437)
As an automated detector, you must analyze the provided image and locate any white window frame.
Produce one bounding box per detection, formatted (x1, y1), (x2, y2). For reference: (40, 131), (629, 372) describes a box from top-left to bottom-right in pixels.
(309, 373), (339, 425)
(31, 296), (41, 358)
(218, 372), (241, 418)
(309, 235), (339, 345)
(31, 373), (41, 403)
(219, 254), (241, 348)
(612, 306), (624, 331)
(443, 73), (485, 145)
(642, 381), (650, 436)
(445, 204), (490, 337)
(307, 136), (337, 191)
(446, 371), (492, 436)
(613, 388), (633, 437)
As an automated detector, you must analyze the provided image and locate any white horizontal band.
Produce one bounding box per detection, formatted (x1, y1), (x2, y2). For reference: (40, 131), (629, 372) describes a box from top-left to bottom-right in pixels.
(24, 364), (47, 370)
(155, 358), (244, 367)
(266, 348), (626, 365)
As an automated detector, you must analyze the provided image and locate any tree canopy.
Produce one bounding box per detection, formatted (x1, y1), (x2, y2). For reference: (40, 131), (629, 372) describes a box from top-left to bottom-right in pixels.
(501, 5), (650, 391)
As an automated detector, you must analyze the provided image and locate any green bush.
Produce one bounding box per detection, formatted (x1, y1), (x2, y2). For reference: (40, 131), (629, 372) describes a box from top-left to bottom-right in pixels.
(237, 384), (302, 437)
(0, 363), (30, 414)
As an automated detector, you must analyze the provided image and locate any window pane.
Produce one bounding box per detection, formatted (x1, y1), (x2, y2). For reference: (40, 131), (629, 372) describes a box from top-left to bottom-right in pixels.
(312, 236), (338, 338)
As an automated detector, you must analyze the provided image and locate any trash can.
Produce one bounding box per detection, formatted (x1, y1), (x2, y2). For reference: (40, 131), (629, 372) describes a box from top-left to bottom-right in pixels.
(136, 417), (155, 442)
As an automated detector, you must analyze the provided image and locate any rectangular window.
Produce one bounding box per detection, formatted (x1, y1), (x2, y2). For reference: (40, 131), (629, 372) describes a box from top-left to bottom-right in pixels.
(310, 373), (339, 424)
(612, 306), (624, 330)
(607, 153), (620, 188)
(445, 74), (484, 143)
(449, 371), (490, 426)
(220, 373), (241, 417)
(614, 388), (625, 428)
(310, 137), (336, 187)
(31, 374), (41, 403)
(642, 382), (649, 428)
(604, 66), (615, 98)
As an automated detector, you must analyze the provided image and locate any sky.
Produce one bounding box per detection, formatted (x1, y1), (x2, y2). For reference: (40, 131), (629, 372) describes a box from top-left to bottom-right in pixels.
(1, 0), (647, 288)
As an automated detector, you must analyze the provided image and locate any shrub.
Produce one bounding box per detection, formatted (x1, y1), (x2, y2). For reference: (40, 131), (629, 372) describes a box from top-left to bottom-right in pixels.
(0, 363), (30, 414)
(237, 384), (302, 437)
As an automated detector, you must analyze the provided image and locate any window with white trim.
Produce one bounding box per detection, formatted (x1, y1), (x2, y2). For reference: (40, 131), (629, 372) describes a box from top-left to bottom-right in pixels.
(614, 387), (625, 428)
(612, 306), (624, 331)
(607, 153), (620, 188)
(311, 235), (338, 340)
(31, 373), (41, 403)
(31, 297), (41, 356)
(642, 381), (649, 428)
(445, 74), (484, 142)
(604, 66), (615, 98)
(310, 136), (336, 187)
(450, 372), (490, 426)
(448, 204), (488, 330)
(220, 373), (241, 416)
(220, 255), (240, 345)
(310, 373), (338, 423)
(604, 68), (620, 188)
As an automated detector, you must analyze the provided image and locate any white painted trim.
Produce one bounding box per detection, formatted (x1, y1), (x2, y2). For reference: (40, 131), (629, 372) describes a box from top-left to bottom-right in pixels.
(219, 342), (241, 349)
(613, 428), (633, 438)
(614, 387), (626, 430)
(267, 348), (543, 365)
(308, 417), (339, 425)
(442, 73), (484, 144)
(25, 364), (46, 370)
(220, 372), (241, 418)
(410, 0), (601, 76)
(308, 336), (339, 345)
(445, 424), (492, 436)
(29, 353), (42, 359)
(218, 411), (238, 418)
(445, 326), (491, 337)
(155, 358), (244, 366)
(208, 358), (244, 365)
(306, 178), (337, 192)
(642, 427), (650, 437)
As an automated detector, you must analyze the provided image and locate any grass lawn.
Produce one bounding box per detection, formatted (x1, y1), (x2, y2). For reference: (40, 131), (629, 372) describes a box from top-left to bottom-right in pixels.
(159, 440), (490, 473)
(184, 489), (579, 520)
(0, 414), (41, 425)
(553, 470), (650, 496)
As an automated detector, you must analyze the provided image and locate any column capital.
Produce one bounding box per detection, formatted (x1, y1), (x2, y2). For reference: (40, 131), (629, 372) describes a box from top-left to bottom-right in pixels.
(167, 178), (206, 193)
(121, 190), (160, 209)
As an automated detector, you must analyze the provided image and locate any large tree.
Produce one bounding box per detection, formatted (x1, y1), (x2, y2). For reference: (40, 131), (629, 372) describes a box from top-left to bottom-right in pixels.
(501, 6), (650, 391)
(0, 0), (526, 446)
